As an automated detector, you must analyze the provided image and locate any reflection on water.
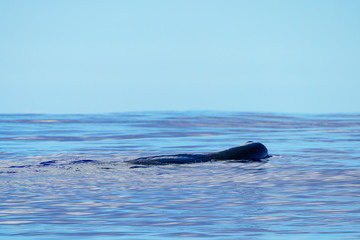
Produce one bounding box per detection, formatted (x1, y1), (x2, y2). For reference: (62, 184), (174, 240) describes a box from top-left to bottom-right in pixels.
(0, 112), (360, 239)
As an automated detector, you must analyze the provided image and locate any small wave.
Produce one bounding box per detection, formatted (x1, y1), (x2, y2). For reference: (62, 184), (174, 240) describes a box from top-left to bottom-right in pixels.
(69, 159), (99, 165)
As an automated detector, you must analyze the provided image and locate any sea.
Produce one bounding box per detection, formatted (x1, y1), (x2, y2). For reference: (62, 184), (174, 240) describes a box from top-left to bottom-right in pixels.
(0, 111), (359, 240)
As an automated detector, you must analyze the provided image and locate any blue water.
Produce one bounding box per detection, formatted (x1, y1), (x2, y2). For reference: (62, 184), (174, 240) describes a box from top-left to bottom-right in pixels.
(1, 111), (359, 239)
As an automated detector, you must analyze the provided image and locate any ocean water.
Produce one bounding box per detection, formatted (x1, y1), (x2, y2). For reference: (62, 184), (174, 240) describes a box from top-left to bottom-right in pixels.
(0, 111), (359, 239)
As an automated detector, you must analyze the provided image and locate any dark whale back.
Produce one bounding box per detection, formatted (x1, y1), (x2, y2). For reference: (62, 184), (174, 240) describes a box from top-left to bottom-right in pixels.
(207, 141), (268, 160)
(127, 141), (269, 165)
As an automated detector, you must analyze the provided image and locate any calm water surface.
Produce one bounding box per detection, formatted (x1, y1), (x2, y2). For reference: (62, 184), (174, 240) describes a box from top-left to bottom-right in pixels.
(0, 112), (359, 239)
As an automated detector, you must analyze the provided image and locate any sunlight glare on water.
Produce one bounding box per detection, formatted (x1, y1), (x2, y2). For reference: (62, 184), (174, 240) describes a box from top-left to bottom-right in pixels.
(0, 112), (360, 239)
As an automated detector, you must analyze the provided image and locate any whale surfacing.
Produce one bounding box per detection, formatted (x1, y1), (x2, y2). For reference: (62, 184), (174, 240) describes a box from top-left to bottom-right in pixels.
(127, 141), (269, 166)
(208, 141), (268, 161)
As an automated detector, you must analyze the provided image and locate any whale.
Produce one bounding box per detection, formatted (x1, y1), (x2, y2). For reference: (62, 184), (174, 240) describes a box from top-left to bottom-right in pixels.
(127, 141), (269, 166)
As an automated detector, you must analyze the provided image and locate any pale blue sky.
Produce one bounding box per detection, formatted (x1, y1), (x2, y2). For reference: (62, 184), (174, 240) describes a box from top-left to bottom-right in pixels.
(1, 0), (359, 114)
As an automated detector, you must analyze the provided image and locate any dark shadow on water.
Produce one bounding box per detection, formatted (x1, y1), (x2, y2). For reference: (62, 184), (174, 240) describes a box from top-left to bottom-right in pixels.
(69, 159), (99, 165)
(39, 160), (57, 166)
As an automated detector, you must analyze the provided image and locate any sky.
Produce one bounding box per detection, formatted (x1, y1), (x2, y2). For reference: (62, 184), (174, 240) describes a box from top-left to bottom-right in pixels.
(1, 0), (359, 114)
